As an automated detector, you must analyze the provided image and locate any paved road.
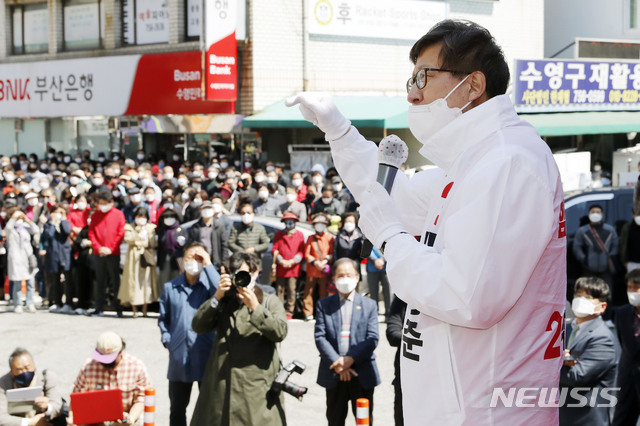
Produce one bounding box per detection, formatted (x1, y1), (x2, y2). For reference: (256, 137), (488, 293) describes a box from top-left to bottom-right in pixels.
(0, 300), (397, 425)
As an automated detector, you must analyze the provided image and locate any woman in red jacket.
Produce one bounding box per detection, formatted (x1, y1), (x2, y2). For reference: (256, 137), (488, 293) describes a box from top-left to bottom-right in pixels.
(272, 212), (305, 320)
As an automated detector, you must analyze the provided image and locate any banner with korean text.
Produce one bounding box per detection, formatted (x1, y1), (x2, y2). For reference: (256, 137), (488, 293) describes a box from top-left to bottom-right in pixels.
(514, 59), (640, 112)
(204, 0), (237, 101)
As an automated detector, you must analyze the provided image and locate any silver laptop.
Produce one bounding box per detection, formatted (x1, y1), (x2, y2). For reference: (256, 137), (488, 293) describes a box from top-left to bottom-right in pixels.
(6, 386), (42, 416)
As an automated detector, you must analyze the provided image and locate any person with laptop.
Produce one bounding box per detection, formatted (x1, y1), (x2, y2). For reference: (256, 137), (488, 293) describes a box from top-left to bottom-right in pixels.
(71, 332), (151, 425)
(0, 347), (66, 426)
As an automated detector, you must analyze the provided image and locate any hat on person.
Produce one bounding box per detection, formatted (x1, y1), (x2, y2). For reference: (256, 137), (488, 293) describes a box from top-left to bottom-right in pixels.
(128, 186), (141, 195)
(24, 192), (38, 200)
(200, 200), (213, 209)
(281, 212), (299, 222)
(93, 331), (123, 364)
(71, 170), (86, 180)
(311, 163), (326, 176)
(330, 176), (342, 184)
(312, 213), (329, 225)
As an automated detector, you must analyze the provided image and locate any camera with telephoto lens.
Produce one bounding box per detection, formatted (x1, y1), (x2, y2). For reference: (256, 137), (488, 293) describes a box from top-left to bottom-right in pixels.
(271, 360), (308, 401)
(231, 270), (252, 288)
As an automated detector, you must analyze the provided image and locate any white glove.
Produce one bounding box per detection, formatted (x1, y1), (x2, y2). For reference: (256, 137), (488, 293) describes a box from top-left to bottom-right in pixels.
(177, 235), (186, 246)
(358, 182), (405, 250)
(285, 92), (351, 141)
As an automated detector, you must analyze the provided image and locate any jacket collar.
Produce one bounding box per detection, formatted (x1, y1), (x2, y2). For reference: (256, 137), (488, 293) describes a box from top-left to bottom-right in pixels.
(419, 94), (521, 172)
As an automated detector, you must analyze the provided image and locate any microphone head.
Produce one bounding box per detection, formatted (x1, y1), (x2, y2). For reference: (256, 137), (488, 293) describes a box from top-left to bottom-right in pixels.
(378, 135), (408, 168)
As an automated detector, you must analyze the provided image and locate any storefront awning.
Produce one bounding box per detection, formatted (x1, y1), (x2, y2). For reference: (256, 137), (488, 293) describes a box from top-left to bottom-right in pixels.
(242, 96), (409, 129)
(519, 111), (640, 137)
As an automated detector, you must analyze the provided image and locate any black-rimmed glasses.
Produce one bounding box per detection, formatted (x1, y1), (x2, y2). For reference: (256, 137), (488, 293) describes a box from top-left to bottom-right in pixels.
(406, 68), (460, 93)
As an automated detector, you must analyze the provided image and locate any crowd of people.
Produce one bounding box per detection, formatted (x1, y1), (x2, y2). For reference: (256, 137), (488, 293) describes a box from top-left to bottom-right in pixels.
(0, 148), (391, 320)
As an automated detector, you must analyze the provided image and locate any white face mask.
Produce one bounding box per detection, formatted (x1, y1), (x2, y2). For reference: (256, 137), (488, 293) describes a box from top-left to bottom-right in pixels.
(258, 190), (269, 200)
(315, 223), (326, 234)
(181, 192), (190, 201)
(266, 166), (275, 172)
(208, 172), (218, 180)
(191, 198), (202, 207)
(312, 176), (324, 185)
(254, 175), (265, 183)
(93, 178), (104, 186)
(145, 194), (155, 203)
(178, 178), (188, 187)
(627, 291), (640, 306)
(220, 162), (229, 169)
(39, 181), (50, 190)
(241, 213), (254, 225)
(19, 185), (30, 193)
(184, 260), (204, 276)
(201, 208), (214, 219)
(321, 197), (332, 204)
(135, 217), (147, 226)
(75, 202), (87, 210)
(51, 213), (62, 223)
(571, 296), (602, 318)
(142, 178), (153, 187)
(343, 222), (356, 233)
(99, 204), (112, 213)
(332, 184), (342, 192)
(164, 217), (176, 227)
(4, 174), (15, 182)
(131, 194), (142, 203)
(335, 276), (358, 294)
(292, 178), (302, 188)
(27, 198), (38, 206)
(70, 176), (82, 186)
(15, 219), (24, 226)
(634, 216), (640, 226)
(267, 176), (277, 184)
(165, 172), (174, 180)
(408, 75), (471, 163)
(594, 165), (602, 172)
(212, 203), (223, 214)
(589, 213), (603, 224)
(286, 193), (296, 203)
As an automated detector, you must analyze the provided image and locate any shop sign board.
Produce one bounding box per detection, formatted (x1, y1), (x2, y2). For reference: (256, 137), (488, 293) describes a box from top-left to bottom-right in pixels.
(204, 0), (237, 101)
(514, 58), (640, 112)
(0, 51), (234, 118)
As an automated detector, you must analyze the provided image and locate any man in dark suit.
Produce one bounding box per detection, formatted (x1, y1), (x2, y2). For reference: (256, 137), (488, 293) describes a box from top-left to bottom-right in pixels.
(314, 257), (380, 426)
(560, 277), (618, 426)
(186, 201), (229, 271)
(613, 269), (640, 425)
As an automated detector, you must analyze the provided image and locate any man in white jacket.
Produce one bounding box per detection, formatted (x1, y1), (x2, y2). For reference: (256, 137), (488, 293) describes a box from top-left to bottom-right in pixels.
(288, 20), (567, 425)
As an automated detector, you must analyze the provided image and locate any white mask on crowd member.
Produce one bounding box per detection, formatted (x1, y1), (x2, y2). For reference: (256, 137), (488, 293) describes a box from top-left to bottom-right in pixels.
(142, 178), (153, 187)
(181, 192), (190, 201)
(164, 217), (176, 227)
(19, 184), (30, 193)
(241, 213), (254, 225)
(292, 178), (302, 188)
(99, 204), (112, 213)
(75, 201), (87, 210)
(220, 161), (229, 169)
(184, 260), (203, 276)
(201, 208), (214, 219)
(145, 194), (155, 203)
(212, 203), (223, 214)
(335, 276), (358, 294)
(315, 224), (326, 234)
(627, 291), (640, 306)
(286, 193), (296, 203)
(266, 165), (275, 172)
(27, 198), (38, 207)
(267, 176), (277, 184)
(15, 219), (24, 226)
(93, 178), (104, 186)
(173, 155), (180, 161)
(163, 203), (173, 210)
(137, 154), (145, 161)
(51, 213), (62, 223)
(4, 174), (15, 182)
(343, 222), (356, 233)
(39, 181), (50, 190)
(255, 175), (265, 183)
(192, 183), (202, 191)
(571, 297), (602, 318)
(191, 198), (202, 207)
(258, 190), (269, 200)
(131, 194), (142, 203)
(635, 216), (640, 226)
(177, 178), (188, 187)
(135, 217), (148, 227)
(408, 75), (471, 163)
(589, 213), (603, 224)
(165, 172), (174, 180)
(312, 176), (324, 185)
(70, 176), (82, 186)
(333, 184), (342, 192)
(321, 197), (332, 204)
(208, 172), (218, 180)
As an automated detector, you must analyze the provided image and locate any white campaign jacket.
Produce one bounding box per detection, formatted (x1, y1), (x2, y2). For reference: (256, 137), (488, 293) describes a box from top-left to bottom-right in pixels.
(330, 95), (566, 425)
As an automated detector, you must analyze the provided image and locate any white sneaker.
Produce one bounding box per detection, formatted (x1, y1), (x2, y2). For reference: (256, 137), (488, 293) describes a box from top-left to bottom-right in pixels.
(26, 305), (36, 313)
(14, 306), (23, 313)
(60, 305), (74, 314)
(33, 294), (43, 304)
(48, 304), (60, 313)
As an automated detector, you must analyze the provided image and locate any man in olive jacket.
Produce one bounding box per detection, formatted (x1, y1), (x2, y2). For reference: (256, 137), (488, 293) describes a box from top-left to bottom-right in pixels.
(229, 203), (270, 256)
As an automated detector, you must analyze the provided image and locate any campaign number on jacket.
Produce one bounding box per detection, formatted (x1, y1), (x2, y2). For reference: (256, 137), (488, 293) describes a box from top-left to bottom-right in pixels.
(543, 311), (564, 360)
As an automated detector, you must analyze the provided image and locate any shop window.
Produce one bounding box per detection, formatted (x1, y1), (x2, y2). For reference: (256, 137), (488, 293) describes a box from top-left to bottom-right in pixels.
(12, 3), (49, 55)
(631, 0), (639, 29)
(122, 0), (169, 45)
(63, 0), (105, 51)
(185, 0), (201, 40)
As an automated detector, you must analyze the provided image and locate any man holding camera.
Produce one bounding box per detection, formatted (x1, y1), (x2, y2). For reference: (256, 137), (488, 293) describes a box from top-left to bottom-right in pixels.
(190, 252), (288, 426)
(314, 258), (380, 426)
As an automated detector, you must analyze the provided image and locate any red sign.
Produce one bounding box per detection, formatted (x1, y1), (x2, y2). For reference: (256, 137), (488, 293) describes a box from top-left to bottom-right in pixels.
(125, 51), (234, 115)
(204, 0), (237, 101)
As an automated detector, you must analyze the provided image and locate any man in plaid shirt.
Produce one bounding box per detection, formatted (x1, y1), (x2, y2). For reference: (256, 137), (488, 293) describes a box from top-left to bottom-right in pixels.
(72, 331), (151, 425)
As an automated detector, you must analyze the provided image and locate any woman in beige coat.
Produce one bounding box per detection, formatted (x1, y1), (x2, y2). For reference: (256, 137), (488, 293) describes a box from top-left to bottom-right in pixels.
(118, 206), (158, 317)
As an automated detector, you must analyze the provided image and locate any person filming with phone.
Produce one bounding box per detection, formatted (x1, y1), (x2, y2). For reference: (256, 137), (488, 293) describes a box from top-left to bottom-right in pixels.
(190, 252), (288, 426)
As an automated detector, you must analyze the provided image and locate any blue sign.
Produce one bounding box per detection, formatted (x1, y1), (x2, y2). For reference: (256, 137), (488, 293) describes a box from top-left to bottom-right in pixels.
(514, 59), (640, 111)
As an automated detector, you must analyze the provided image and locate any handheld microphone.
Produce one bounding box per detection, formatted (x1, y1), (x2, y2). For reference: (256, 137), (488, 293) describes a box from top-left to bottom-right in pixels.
(360, 135), (408, 258)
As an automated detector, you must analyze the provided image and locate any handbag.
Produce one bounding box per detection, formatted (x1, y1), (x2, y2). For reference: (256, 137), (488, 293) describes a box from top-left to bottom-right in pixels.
(588, 225), (616, 274)
(28, 254), (38, 270)
(140, 248), (156, 268)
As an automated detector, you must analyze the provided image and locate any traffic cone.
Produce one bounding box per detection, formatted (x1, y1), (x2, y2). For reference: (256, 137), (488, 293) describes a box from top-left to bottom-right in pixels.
(356, 398), (370, 425)
(143, 388), (155, 426)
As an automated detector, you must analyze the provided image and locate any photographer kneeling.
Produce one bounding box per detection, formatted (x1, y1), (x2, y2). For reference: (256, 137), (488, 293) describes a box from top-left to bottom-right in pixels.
(191, 252), (288, 426)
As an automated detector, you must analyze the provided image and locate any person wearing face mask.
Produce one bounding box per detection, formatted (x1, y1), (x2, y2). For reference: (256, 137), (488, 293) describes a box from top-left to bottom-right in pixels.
(191, 252), (288, 426)
(279, 186), (307, 222)
(272, 212), (305, 320)
(330, 176), (356, 213)
(334, 212), (363, 263)
(156, 209), (184, 285)
(2, 170), (16, 195)
(118, 207), (158, 318)
(41, 205), (73, 314)
(229, 203), (270, 257)
(613, 269), (640, 424)
(266, 171), (285, 196)
(211, 195), (232, 236)
(0, 348), (67, 426)
(288, 20), (567, 425)
(66, 195), (90, 239)
(22, 193), (42, 223)
(88, 191), (126, 317)
(88, 171), (109, 194)
(290, 172), (307, 204)
(5, 208), (40, 314)
(310, 186), (344, 218)
(122, 186), (145, 224)
(72, 332), (151, 426)
(252, 184), (281, 217)
(303, 214), (334, 321)
(618, 208), (640, 276)
(158, 243), (219, 426)
(68, 171), (90, 196)
(573, 205), (619, 294)
(314, 257), (380, 426)
(561, 277), (617, 426)
(142, 187), (160, 225)
(186, 201), (229, 271)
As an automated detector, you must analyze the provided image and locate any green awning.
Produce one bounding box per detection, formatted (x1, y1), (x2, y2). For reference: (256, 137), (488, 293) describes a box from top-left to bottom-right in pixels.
(519, 111), (640, 137)
(242, 96), (409, 129)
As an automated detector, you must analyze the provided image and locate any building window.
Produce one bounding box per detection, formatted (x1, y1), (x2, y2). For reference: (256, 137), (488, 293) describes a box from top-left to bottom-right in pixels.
(186, 0), (201, 40)
(632, 0), (639, 29)
(64, 0), (105, 50)
(122, 0), (169, 45)
(12, 3), (49, 54)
